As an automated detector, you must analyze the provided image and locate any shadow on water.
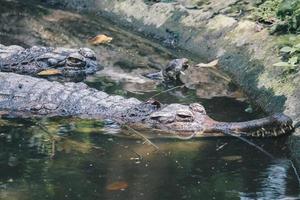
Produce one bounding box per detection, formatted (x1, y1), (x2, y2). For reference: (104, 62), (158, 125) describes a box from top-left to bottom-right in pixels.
(0, 0), (299, 199)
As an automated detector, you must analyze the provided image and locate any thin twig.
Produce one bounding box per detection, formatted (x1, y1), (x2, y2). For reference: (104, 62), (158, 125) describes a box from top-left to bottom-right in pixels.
(289, 160), (300, 185)
(149, 85), (184, 99)
(32, 118), (53, 138)
(207, 68), (232, 83)
(123, 124), (159, 150)
(223, 130), (300, 186)
(216, 143), (228, 151)
(224, 130), (274, 159)
(294, 121), (300, 129)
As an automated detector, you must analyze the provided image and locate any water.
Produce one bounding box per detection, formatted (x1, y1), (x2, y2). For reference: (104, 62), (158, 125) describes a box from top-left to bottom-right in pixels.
(0, 0), (299, 199)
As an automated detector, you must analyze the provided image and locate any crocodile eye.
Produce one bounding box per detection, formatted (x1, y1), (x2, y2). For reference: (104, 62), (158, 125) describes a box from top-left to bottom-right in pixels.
(176, 110), (194, 122)
(68, 57), (81, 63)
(150, 112), (175, 123)
(67, 53), (86, 68)
(150, 115), (175, 123)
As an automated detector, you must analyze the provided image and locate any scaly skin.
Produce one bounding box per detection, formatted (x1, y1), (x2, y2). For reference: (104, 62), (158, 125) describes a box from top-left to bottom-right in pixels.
(144, 58), (189, 82)
(162, 58), (189, 81)
(0, 44), (101, 82)
(0, 72), (294, 138)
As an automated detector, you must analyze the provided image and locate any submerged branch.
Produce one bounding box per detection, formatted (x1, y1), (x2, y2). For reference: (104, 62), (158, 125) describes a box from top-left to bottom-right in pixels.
(122, 124), (159, 150)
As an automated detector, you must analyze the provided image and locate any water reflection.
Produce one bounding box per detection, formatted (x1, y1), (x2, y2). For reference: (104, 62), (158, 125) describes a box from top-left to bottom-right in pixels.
(240, 159), (299, 200)
(0, 0), (299, 199)
(0, 119), (299, 200)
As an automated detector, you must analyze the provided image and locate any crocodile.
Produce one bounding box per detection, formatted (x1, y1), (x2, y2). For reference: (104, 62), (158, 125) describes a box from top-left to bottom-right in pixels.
(0, 44), (101, 82)
(0, 72), (294, 138)
(144, 58), (189, 83)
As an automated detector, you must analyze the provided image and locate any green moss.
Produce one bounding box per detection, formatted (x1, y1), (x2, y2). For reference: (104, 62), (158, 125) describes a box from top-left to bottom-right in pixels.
(270, 35), (300, 77)
(253, 0), (300, 34)
(253, 0), (282, 24)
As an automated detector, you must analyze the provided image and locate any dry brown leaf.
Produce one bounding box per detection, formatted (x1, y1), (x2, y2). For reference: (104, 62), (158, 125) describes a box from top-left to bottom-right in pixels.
(106, 181), (128, 191)
(196, 59), (219, 68)
(88, 34), (113, 45)
(37, 69), (62, 76)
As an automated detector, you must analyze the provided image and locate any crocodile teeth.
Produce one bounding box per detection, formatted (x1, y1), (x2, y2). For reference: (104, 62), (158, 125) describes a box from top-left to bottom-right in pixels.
(256, 131), (260, 137)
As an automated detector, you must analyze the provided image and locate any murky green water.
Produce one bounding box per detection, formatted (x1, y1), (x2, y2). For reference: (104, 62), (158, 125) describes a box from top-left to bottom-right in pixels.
(0, 0), (299, 199)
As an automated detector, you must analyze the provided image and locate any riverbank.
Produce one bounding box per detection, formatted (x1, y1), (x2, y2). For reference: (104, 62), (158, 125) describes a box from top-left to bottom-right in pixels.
(41, 0), (300, 128)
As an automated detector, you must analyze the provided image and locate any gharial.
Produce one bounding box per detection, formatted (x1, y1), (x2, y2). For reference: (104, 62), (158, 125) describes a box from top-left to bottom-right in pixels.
(0, 44), (295, 139)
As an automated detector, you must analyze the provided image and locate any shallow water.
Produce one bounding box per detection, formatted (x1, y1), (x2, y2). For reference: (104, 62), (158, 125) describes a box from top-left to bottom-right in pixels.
(0, 0), (299, 199)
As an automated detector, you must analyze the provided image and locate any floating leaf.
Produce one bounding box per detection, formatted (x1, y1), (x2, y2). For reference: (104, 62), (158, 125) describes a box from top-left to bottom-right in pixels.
(88, 34), (113, 45)
(196, 59), (219, 68)
(273, 62), (294, 67)
(279, 46), (295, 53)
(37, 69), (62, 76)
(106, 181), (128, 191)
